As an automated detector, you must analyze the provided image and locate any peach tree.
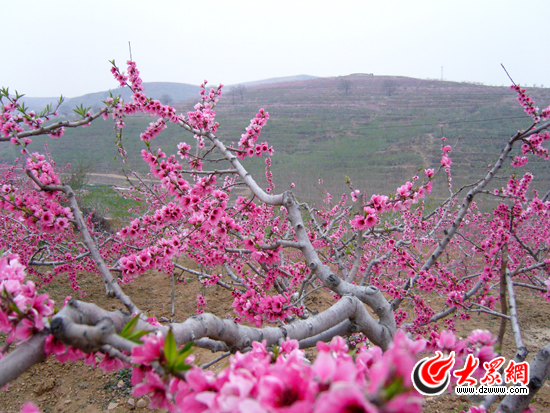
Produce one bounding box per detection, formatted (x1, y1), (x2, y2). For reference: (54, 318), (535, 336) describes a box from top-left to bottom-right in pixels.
(0, 60), (549, 413)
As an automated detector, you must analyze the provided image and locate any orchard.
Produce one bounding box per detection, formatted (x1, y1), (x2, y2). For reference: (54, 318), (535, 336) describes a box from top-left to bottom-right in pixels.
(1, 59), (550, 413)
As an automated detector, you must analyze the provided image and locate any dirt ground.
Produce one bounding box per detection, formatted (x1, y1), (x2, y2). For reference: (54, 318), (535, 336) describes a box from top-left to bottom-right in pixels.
(1, 266), (549, 413)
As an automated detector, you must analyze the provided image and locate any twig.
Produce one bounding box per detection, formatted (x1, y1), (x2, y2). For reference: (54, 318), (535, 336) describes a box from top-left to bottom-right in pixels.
(200, 352), (231, 369)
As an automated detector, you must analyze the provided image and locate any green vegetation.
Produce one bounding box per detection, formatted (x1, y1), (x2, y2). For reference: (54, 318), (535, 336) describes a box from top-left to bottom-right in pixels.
(79, 185), (141, 221)
(7, 76), (550, 204)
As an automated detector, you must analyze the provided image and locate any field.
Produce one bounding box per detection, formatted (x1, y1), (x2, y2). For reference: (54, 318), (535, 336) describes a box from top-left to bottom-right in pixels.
(1, 76), (550, 412)
(5, 75), (550, 203)
(1, 261), (549, 412)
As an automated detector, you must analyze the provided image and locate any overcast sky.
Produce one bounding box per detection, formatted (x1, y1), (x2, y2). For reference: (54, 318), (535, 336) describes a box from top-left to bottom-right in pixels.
(3, 0), (549, 98)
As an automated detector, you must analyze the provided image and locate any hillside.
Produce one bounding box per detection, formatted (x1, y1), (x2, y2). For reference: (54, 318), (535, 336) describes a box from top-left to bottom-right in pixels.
(7, 75), (550, 204)
(15, 76), (318, 113)
(209, 75), (550, 201)
(16, 82), (201, 113)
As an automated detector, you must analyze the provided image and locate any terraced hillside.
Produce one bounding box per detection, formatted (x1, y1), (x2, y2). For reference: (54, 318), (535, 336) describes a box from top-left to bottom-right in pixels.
(7, 75), (550, 204)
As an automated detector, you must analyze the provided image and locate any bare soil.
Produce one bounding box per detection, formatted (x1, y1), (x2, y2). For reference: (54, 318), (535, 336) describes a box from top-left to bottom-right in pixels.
(1, 267), (549, 413)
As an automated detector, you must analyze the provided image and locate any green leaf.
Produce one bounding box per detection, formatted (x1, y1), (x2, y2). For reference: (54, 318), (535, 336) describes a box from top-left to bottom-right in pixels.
(170, 341), (194, 372)
(383, 376), (405, 400)
(173, 352), (191, 369)
(164, 328), (178, 364)
(120, 314), (140, 337)
(271, 344), (280, 361)
(173, 359), (193, 372)
(125, 330), (149, 343)
(17, 102), (28, 114)
(178, 341), (194, 355)
(118, 315), (149, 344)
(73, 103), (91, 118)
(8, 301), (23, 316)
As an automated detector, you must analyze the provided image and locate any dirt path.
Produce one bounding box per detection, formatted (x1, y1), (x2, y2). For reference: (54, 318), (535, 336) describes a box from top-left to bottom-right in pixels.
(412, 132), (436, 170)
(87, 173), (155, 187)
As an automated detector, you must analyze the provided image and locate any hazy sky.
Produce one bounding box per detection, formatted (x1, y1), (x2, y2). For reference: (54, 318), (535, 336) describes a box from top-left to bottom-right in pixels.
(3, 0), (549, 98)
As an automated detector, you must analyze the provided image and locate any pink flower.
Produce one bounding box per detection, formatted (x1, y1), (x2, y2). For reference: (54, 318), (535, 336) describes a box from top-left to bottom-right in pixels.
(44, 334), (66, 357)
(397, 184), (410, 197)
(257, 363), (315, 412)
(137, 250), (151, 268)
(467, 329), (494, 346)
(425, 181), (433, 194)
(186, 366), (219, 392)
(195, 371), (256, 412)
(351, 210), (376, 230)
(98, 354), (124, 372)
(280, 337), (300, 355)
(196, 294), (207, 314)
(313, 351), (356, 387)
(131, 332), (164, 365)
(436, 330), (457, 351)
(370, 194), (387, 212)
(316, 335), (349, 355)
(365, 214), (376, 227)
(20, 402), (42, 413)
(315, 383), (377, 413)
(441, 154), (452, 167)
(133, 370), (174, 411)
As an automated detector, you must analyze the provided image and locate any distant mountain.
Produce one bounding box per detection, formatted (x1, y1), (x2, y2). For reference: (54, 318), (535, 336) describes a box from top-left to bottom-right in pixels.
(17, 82), (200, 114)
(16, 97), (63, 111)
(18, 76), (318, 114)
(10, 74), (550, 204)
(230, 75), (318, 88)
(64, 82), (200, 107)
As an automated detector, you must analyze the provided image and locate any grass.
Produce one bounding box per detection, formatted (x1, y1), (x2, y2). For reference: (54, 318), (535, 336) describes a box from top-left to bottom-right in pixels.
(79, 185), (141, 221)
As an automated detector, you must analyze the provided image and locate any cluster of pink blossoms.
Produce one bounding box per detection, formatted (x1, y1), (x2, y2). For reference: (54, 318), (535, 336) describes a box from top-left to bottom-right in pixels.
(231, 286), (299, 326)
(109, 61), (182, 132)
(196, 294), (207, 314)
(511, 155), (529, 167)
(187, 102), (217, 133)
(0, 253), (54, 346)
(351, 206), (378, 230)
(511, 84), (550, 123)
(350, 184), (431, 231)
(426, 329), (498, 382)
(0, 155), (73, 236)
(128, 332), (425, 413)
(522, 131), (549, 159)
(237, 109), (273, 159)
(502, 172), (533, 203)
(141, 118), (167, 142)
(118, 235), (184, 279)
(25, 153), (60, 186)
(1, 100), (24, 137)
(0, 256), (118, 372)
(243, 231), (281, 265)
(0, 182), (72, 235)
(1, 98), (60, 140)
(185, 81), (223, 144)
(44, 331), (127, 374)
